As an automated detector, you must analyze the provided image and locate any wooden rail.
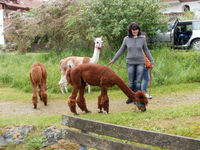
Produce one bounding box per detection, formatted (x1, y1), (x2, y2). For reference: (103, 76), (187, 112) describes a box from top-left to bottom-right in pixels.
(62, 115), (200, 150)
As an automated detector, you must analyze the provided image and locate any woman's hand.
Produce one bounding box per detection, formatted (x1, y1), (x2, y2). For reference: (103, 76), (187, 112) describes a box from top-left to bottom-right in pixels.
(108, 61), (114, 65)
(150, 64), (154, 68)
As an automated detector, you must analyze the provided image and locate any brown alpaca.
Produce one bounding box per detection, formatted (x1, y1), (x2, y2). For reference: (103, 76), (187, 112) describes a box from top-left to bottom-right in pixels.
(66, 64), (148, 115)
(30, 62), (47, 109)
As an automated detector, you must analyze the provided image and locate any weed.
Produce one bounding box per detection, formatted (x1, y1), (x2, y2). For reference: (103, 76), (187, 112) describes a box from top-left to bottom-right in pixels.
(26, 136), (45, 150)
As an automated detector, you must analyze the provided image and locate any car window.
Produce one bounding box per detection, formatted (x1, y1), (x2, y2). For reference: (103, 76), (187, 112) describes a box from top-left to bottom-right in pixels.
(186, 24), (192, 31)
(193, 22), (200, 30)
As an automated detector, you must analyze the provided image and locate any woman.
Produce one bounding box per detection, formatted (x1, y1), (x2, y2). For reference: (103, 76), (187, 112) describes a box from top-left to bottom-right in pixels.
(108, 22), (154, 104)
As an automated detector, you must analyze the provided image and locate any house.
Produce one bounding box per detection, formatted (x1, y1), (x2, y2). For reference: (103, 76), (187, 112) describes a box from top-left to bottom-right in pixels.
(0, 0), (45, 45)
(161, 0), (200, 21)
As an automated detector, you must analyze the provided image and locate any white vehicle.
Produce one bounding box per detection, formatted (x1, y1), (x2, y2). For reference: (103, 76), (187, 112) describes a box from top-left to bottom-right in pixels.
(156, 20), (200, 50)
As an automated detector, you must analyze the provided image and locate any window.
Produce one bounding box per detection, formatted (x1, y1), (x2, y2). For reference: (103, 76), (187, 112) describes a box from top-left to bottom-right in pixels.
(193, 22), (200, 30)
(183, 5), (190, 12)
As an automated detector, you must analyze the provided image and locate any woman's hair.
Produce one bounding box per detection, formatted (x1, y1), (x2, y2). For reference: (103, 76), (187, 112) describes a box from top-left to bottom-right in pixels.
(127, 22), (141, 37)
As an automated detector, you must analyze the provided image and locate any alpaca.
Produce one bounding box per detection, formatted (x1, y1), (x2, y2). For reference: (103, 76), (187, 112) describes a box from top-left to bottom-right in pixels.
(30, 62), (47, 109)
(66, 64), (148, 115)
(58, 37), (103, 94)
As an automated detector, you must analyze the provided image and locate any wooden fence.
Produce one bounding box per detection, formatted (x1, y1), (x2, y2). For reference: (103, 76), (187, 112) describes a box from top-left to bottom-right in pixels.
(61, 115), (200, 150)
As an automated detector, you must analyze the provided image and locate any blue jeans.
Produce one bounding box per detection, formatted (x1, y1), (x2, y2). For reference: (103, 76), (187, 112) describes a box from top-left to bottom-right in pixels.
(142, 67), (149, 92)
(126, 64), (145, 92)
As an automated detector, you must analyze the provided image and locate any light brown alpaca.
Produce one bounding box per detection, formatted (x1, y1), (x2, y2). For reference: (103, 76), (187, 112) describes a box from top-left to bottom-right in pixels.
(66, 64), (148, 115)
(59, 37), (103, 94)
(30, 62), (47, 109)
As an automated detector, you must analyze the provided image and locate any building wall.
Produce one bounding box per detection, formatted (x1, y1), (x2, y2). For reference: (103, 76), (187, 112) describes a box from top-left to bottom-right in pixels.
(0, 7), (5, 45)
(162, 1), (200, 19)
(185, 2), (200, 18)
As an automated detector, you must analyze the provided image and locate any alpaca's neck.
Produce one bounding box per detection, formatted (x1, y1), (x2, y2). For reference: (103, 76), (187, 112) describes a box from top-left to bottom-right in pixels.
(90, 48), (100, 64)
(114, 76), (136, 100)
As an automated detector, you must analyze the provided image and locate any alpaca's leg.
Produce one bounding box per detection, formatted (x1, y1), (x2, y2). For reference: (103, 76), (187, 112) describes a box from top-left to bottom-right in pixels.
(100, 88), (109, 113)
(42, 71), (47, 90)
(60, 85), (65, 94)
(59, 74), (68, 94)
(40, 82), (47, 106)
(64, 82), (68, 93)
(60, 83), (68, 94)
(32, 95), (38, 109)
(98, 95), (103, 113)
(77, 87), (90, 113)
(32, 85), (38, 109)
(68, 88), (78, 115)
(103, 95), (109, 113)
(87, 84), (91, 93)
(39, 89), (42, 100)
(42, 92), (47, 106)
(39, 90), (47, 106)
(38, 84), (42, 101)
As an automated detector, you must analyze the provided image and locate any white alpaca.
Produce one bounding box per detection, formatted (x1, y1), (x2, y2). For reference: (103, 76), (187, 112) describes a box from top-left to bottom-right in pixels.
(58, 37), (103, 94)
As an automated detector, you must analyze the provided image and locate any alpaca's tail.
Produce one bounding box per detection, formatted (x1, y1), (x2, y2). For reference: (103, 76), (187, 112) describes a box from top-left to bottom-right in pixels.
(30, 66), (42, 86)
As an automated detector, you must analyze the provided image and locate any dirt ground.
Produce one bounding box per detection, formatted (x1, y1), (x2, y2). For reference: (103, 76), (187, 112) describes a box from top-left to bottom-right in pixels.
(1, 91), (200, 115)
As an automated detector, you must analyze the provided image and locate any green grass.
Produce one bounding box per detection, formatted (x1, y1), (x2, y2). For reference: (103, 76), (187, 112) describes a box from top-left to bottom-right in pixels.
(0, 114), (61, 128)
(152, 82), (200, 96)
(80, 102), (200, 138)
(2, 48), (200, 93)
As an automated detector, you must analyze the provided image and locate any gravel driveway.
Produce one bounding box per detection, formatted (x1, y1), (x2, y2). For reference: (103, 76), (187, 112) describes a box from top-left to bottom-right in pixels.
(1, 91), (200, 115)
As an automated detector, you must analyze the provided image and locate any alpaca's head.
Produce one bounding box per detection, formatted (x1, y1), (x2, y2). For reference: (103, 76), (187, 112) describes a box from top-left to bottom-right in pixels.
(94, 37), (104, 50)
(134, 91), (148, 112)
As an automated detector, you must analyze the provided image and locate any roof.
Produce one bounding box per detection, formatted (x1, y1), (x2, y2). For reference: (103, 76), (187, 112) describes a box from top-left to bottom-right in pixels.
(0, 0), (29, 10)
(0, 0), (45, 11)
(20, 0), (44, 9)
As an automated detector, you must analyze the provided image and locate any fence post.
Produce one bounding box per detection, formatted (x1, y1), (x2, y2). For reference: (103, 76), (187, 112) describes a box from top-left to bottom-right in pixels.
(79, 130), (87, 150)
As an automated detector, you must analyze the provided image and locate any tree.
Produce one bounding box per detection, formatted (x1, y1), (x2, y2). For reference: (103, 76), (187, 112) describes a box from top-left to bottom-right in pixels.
(5, 0), (167, 53)
(67, 0), (167, 49)
(5, 0), (75, 53)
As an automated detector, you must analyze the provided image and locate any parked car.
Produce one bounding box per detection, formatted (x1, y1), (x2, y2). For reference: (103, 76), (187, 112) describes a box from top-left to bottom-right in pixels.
(155, 22), (173, 42)
(156, 20), (200, 50)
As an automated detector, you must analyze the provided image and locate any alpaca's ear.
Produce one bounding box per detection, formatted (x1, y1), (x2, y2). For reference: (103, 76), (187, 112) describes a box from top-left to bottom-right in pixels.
(93, 37), (96, 41)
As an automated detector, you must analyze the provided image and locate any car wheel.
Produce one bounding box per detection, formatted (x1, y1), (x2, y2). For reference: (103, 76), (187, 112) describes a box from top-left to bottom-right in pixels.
(191, 39), (200, 51)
